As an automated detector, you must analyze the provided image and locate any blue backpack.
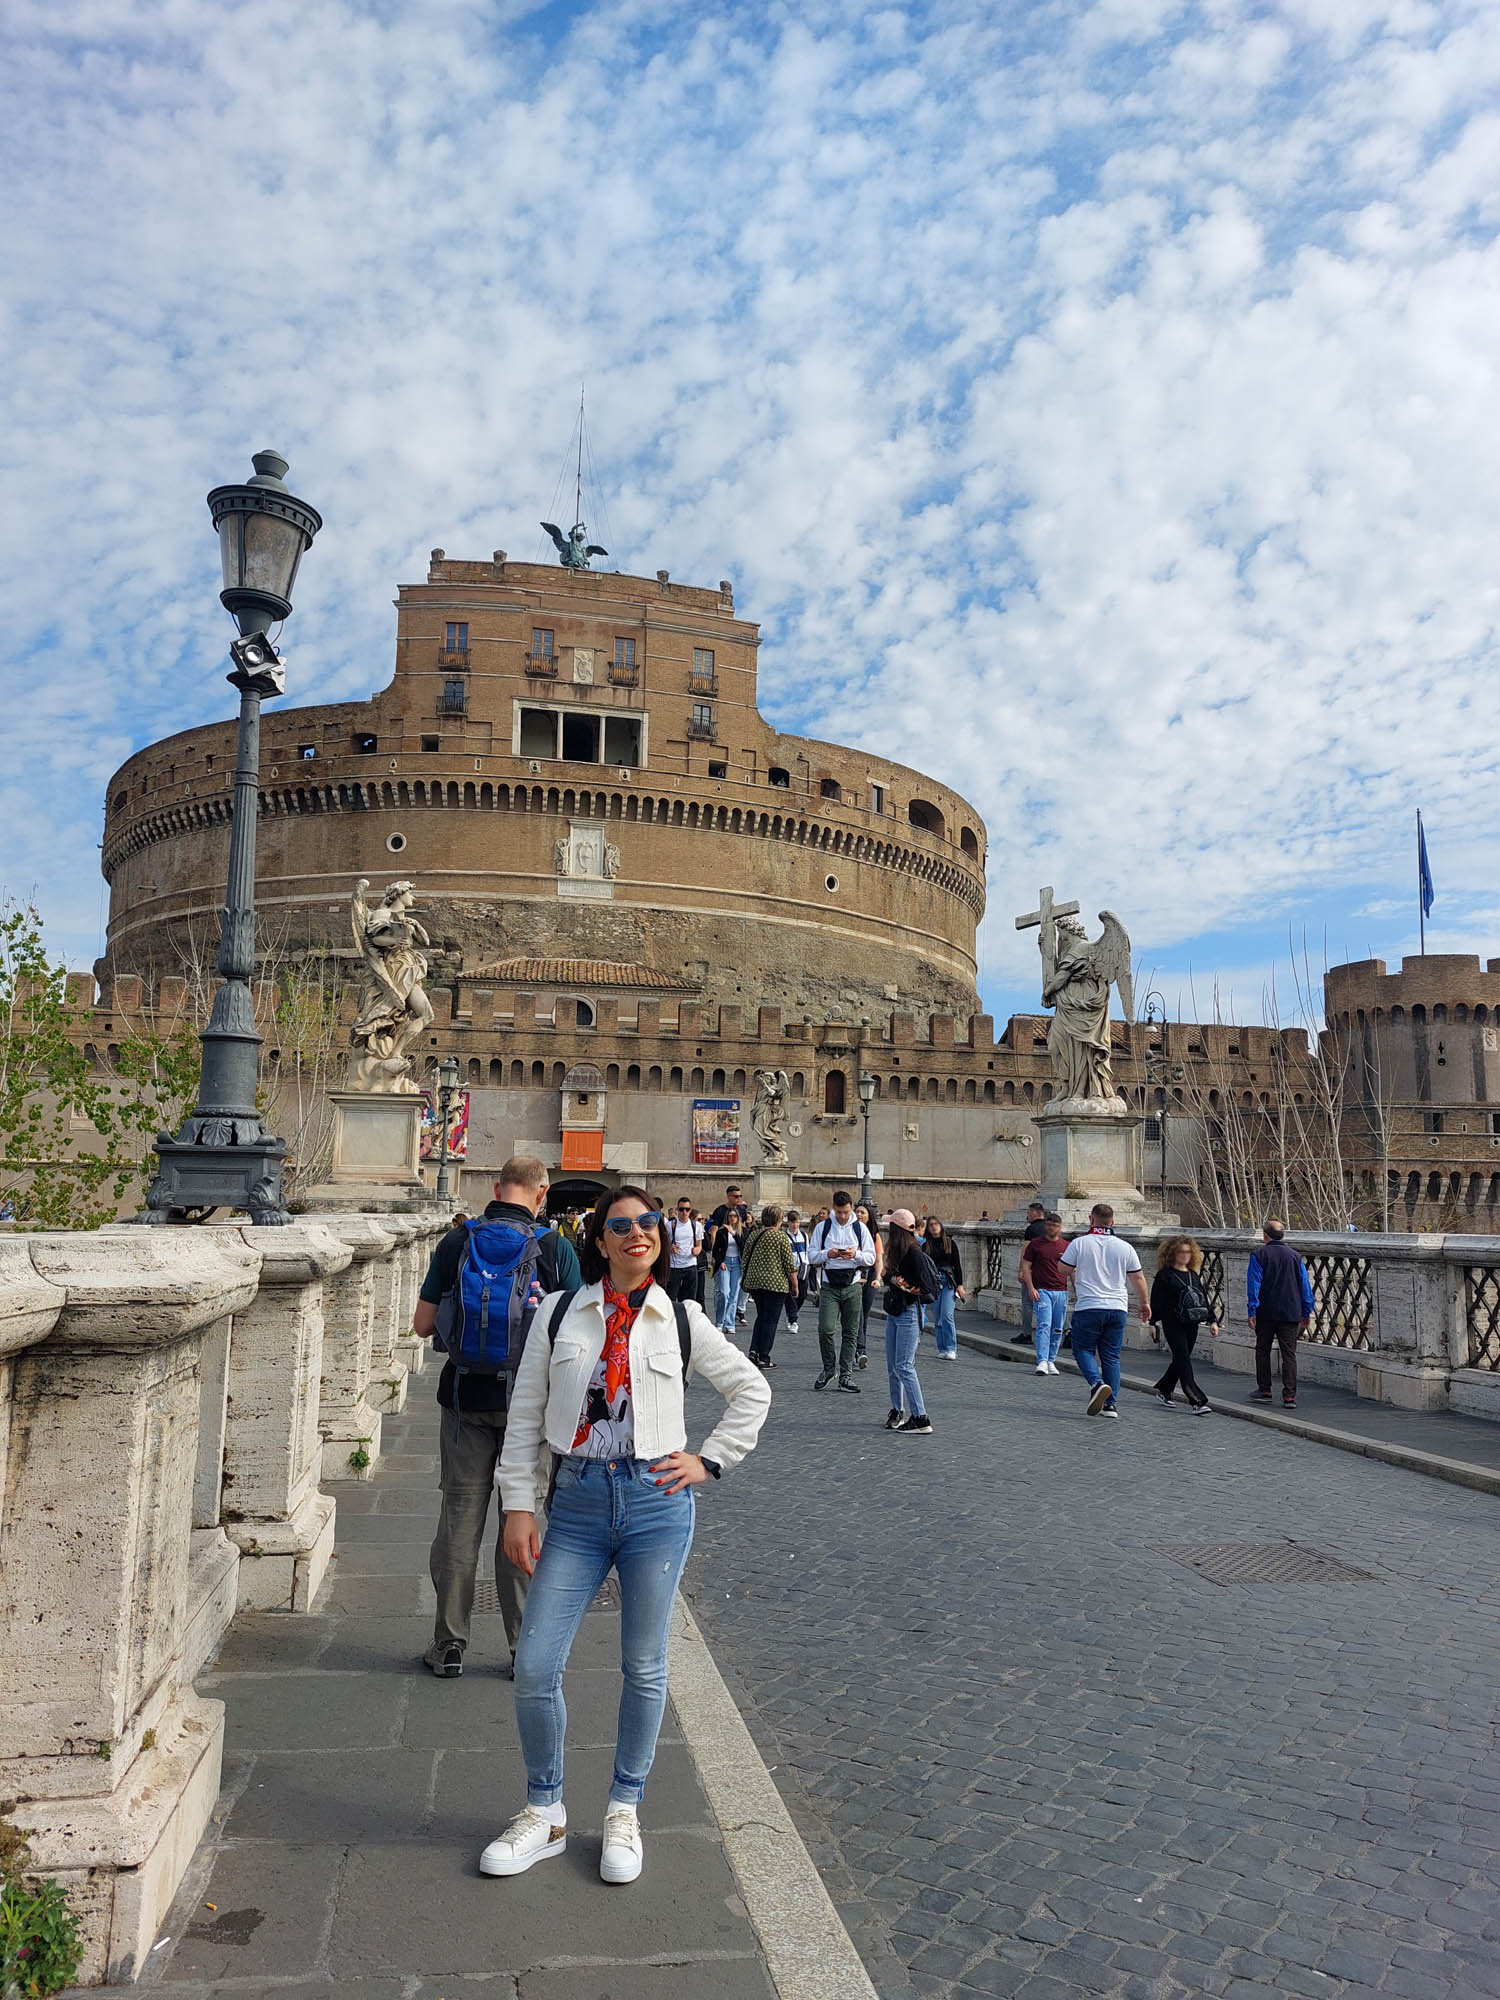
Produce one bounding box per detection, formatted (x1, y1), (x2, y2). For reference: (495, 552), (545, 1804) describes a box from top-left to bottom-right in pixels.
(434, 1218), (549, 1388)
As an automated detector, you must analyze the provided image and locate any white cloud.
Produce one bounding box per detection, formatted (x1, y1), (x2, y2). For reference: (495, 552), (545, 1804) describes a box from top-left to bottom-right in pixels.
(0, 0), (1497, 1029)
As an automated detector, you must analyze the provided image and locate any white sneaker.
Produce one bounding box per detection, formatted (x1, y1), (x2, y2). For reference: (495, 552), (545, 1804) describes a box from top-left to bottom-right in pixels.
(600, 1802), (644, 1884)
(1046, 1361), (1061, 1375)
(479, 1804), (567, 1876)
(1035, 1362), (1048, 1374)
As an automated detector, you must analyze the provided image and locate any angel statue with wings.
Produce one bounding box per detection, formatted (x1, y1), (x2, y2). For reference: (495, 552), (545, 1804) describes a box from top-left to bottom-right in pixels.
(348, 879), (436, 1091)
(540, 519), (608, 570)
(1016, 889), (1133, 1104)
(751, 1066), (792, 1167)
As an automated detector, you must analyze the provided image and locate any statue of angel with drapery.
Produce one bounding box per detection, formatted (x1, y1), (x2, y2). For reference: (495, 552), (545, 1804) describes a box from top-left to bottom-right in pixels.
(348, 879), (436, 1090)
(1018, 890), (1133, 1104)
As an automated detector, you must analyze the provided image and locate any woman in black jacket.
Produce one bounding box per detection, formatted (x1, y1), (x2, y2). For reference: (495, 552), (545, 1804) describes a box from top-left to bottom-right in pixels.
(921, 1216), (966, 1360)
(1150, 1237), (1218, 1413)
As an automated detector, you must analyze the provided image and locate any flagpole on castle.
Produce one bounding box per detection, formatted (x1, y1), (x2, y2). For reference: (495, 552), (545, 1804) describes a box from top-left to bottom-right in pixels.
(1418, 809), (1426, 956)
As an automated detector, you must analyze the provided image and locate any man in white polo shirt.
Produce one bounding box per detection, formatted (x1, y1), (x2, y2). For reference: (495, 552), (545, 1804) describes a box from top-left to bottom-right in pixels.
(1060, 1202), (1151, 1418)
(665, 1196), (703, 1304)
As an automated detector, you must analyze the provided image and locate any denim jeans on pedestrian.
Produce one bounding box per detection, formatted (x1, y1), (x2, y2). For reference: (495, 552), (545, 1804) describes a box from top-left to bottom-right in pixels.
(714, 1252), (742, 1331)
(933, 1276), (959, 1355)
(513, 1456), (694, 1809)
(885, 1304), (926, 1417)
(1069, 1307), (1126, 1402)
(1032, 1289), (1068, 1365)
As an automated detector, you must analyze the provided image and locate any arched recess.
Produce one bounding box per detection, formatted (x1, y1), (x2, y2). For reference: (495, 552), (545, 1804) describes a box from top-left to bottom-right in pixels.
(824, 1069), (847, 1114)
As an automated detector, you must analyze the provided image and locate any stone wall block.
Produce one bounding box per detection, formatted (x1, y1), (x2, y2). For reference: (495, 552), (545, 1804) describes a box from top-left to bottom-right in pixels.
(315, 1216), (396, 1481)
(223, 1224), (350, 1610)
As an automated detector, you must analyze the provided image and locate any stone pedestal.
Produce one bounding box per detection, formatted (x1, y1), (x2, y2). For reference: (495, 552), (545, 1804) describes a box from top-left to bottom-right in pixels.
(315, 1215), (395, 1481)
(754, 1164), (795, 1210)
(223, 1225), (351, 1610)
(306, 1090), (427, 1208)
(4, 1232), (260, 1985)
(1023, 1097), (1176, 1230)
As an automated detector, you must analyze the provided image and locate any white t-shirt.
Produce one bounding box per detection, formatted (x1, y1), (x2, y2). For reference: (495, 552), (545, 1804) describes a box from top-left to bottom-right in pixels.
(1060, 1230), (1142, 1310)
(667, 1217), (702, 1270)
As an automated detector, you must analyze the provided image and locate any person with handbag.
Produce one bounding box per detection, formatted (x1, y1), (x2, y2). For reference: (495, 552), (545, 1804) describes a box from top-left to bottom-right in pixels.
(1150, 1236), (1218, 1413)
(486, 1186), (770, 1885)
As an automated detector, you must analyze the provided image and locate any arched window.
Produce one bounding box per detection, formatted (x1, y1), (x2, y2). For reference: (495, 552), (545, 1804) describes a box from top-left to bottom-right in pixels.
(1022, 1081), (1034, 1103)
(924, 1076), (938, 1101)
(575, 998), (595, 1028)
(606, 1063), (620, 1087)
(982, 1080), (995, 1103)
(820, 778), (841, 800)
(511, 1059), (524, 1085)
(488, 1059), (502, 1085)
(648, 1064), (663, 1090)
(960, 827), (979, 858)
(531, 1061), (545, 1086)
(627, 1063), (641, 1087)
(907, 1075), (920, 1100)
(670, 1066), (684, 1090)
(690, 1067), (705, 1091)
(824, 1069), (847, 1114)
(732, 1068), (746, 1090)
(963, 1079), (976, 1102)
(945, 1078), (958, 1102)
(1002, 1081), (1015, 1104)
(711, 1068), (726, 1091)
(552, 1061), (566, 1086)
(467, 1058), (482, 1083)
(768, 766), (790, 787)
(908, 798), (945, 836)
(790, 1071), (806, 1098)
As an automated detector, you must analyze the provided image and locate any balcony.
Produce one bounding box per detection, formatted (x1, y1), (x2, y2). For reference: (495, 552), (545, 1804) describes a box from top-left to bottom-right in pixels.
(438, 648), (469, 669)
(688, 672), (719, 697)
(524, 650), (558, 676)
(687, 717), (717, 743)
(436, 689), (467, 717)
(608, 661), (640, 687)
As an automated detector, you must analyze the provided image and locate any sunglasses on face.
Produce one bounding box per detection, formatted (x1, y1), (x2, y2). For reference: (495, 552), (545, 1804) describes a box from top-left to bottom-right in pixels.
(603, 1210), (662, 1236)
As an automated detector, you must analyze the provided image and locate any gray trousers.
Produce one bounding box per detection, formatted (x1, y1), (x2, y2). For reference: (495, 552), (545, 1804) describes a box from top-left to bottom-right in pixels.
(426, 1403), (544, 1659)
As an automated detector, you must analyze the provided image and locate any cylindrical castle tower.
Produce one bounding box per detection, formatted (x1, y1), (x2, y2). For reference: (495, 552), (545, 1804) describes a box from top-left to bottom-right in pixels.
(101, 552), (988, 1017)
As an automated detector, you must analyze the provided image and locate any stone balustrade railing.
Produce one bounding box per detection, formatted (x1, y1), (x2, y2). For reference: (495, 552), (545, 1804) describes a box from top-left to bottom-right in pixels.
(0, 1208), (449, 1986)
(950, 1222), (1500, 1421)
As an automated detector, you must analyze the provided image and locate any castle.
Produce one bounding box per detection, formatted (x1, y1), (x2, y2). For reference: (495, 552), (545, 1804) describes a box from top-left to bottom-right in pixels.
(90, 547), (1500, 1230)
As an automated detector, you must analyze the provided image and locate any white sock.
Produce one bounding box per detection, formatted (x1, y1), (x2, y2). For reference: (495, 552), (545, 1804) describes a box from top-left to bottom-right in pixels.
(607, 1793), (637, 1814)
(536, 1800), (565, 1828)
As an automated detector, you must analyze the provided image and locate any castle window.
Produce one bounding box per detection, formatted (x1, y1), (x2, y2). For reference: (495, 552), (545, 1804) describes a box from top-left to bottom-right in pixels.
(614, 637), (636, 668)
(354, 733), (378, 753)
(824, 1069), (846, 1114)
(908, 798), (944, 836)
(532, 628), (555, 660)
(604, 716), (642, 766)
(439, 678), (467, 716)
(1425, 1111), (1445, 1134)
(693, 647), (714, 674)
(575, 999), (596, 1028)
(769, 767), (790, 788)
(421, 735), (440, 752)
(561, 713), (601, 763)
(446, 621), (468, 652)
(489, 1059), (502, 1084)
(869, 782), (884, 814)
(960, 826), (979, 857)
(820, 778), (841, 801)
(692, 701), (714, 730)
(708, 761), (727, 779)
(298, 744), (316, 760)
(112, 791), (127, 813)
(519, 707), (558, 759)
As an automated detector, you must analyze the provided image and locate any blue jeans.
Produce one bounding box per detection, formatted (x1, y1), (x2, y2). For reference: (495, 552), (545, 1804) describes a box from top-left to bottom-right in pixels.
(1069, 1308), (1126, 1402)
(933, 1276), (958, 1355)
(885, 1305), (926, 1417)
(513, 1456), (694, 1808)
(713, 1253), (741, 1330)
(1032, 1289), (1067, 1363)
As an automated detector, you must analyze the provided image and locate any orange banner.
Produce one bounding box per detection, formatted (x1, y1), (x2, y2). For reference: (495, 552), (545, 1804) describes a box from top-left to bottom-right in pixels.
(561, 1130), (604, 1172)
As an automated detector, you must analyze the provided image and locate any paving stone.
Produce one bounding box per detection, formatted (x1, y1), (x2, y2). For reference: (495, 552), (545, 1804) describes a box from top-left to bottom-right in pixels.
(227, 1749), (439, 1842)
(160, 1843), (344, 1981)
(209, 1670), (409, 1754)
(516, 1966), (775, 1999)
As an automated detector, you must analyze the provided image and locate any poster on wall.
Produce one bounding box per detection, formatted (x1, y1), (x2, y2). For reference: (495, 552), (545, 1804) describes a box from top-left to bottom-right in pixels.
(692, 1099), (740, 1165)
(419, 1089), (470, 1162)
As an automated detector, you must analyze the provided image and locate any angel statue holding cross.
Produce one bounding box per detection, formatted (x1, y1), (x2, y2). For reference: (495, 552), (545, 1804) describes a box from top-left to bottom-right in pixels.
(1016, 887), (1133, 1104)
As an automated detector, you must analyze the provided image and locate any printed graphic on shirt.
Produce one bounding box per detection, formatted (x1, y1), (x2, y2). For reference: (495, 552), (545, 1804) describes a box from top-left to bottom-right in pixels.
(572, 1280), (640, 1456)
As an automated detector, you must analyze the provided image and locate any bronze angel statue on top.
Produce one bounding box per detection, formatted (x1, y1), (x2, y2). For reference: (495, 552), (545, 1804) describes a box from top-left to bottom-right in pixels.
(1017, 889), (1133, 1104)
(348, 879), (436, 1091)
(541, 520), (608, 570)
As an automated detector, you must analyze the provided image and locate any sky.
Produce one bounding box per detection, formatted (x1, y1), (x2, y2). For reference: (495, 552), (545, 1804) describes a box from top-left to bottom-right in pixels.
(2, 0), (1498, 1030)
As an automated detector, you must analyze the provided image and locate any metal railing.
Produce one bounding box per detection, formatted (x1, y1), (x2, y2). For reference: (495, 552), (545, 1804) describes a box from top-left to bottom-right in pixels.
(687, 718), (716, 742)
(524, 651), (557, 674)
(438, 648), (469, 669)
(1302, 1252), (1374, 1349)
(689, 672), (719, 696)
(436, 690), (467, 716)
(608, 662), (640, 686)
(1465, 1267), (1500, 1368)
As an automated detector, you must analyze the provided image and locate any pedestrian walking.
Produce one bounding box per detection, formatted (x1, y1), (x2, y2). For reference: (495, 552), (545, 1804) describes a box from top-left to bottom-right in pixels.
(1019, 1200), (1046, 1345)
(485, 1186), (770, 1884)
(808, 1190), (876, 1393)
(921, 1215), (966, 1358)
(1247, 1218), (1314, 1408)
(1019, 1210), (1069, 1373)
(1059, 1203), (1151, 1419)
(881, 1207), (940, 1434)
(663, 1197), (702, 1304)
(412, 1158), (583, 1680)
(782, 1209), (810, 1331)
(854, 1200), (881, 1369)
(708, 1208), (743, 1333)
(740, 1202), (798, 1366)
(1150, 1237), (1219, 1412)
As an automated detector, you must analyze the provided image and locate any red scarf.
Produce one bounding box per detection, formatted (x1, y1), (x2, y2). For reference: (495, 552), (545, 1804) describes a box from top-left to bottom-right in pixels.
(600, 1279), (641, 1404)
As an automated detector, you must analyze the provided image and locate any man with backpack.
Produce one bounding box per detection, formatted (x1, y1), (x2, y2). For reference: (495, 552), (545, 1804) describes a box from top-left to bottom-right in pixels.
(808, 1189), (876, 1393)
(412, 1156), (583, 1679)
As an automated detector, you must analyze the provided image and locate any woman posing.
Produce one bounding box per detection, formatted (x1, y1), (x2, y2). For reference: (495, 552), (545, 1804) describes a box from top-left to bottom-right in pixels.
(739, 1202), (799, 1367)
(921, 1216), (967, 1360)
(782, 1208), (810, 1333)
(1149, 1236), (1218, 1413)
(855, 1200), (882, 1370)
(881, 1207), (935, 1435)
(488, 1188), (770, 1884)
(708, 1208), (743, 1334)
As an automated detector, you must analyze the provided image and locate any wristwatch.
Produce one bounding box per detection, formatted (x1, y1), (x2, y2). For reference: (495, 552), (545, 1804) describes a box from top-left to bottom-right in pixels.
(700, 1456), (722, 1480)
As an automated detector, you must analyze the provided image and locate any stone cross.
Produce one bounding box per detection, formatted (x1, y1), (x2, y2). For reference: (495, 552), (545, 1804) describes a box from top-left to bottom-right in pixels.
(1014, 886), (1080, 935)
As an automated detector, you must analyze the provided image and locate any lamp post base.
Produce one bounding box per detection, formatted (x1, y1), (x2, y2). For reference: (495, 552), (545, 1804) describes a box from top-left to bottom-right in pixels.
(141, 1122), (291, 1225)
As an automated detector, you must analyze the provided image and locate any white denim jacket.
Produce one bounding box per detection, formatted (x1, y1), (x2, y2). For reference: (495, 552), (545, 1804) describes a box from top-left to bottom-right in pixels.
(496, 1281), (771, 1513)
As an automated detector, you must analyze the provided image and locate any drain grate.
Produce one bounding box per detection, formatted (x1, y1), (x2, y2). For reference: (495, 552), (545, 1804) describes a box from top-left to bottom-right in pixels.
(1158, 1541), (1377, 1586)
(472, 1576), (619, 1614)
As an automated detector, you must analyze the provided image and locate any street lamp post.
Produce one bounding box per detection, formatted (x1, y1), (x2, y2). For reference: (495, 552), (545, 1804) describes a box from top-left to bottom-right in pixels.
(1139, 990), (1183, 1214)
(142, 452), (321, 1226)
(857, 1071), (876, 1210)
(434, 1055), (460, 1206)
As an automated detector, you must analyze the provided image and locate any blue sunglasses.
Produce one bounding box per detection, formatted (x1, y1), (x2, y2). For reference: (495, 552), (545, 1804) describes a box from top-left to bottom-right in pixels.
(603, 1210), (663, 1235)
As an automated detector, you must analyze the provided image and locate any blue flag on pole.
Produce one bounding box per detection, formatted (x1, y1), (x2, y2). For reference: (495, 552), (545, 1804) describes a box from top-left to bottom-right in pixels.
(1419, 816), (1435, 918)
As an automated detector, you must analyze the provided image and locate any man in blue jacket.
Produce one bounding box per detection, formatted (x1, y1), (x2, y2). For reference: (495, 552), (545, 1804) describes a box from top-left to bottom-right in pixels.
(1246, 1219), (1315, 1408)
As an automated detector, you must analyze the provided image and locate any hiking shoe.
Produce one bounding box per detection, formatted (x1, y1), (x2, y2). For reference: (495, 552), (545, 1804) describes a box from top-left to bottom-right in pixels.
(883, 1407), (904, 1430)
(479, 1805), (567, 1876)
(837, 1376), (861, 1393)
(1086, 1381), (1112, 1416)
(813, 1369), (835, 1390)
(896, 1413), (933, 1435)
(600, 1802), (644, 1884)
(426, 1643), (463, 1678)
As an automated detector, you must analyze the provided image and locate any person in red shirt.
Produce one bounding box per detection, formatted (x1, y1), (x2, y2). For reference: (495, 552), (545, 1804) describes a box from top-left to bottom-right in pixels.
(1019, 1212), (1070, 1374)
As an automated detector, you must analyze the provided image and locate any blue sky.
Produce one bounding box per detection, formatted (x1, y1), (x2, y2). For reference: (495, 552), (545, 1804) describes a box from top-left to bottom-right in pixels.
(2, 0), (1498, 1030)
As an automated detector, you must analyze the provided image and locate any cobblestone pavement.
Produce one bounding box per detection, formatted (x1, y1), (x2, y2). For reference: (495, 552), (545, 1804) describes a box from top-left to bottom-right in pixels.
(682, 1324), (1500, 1999)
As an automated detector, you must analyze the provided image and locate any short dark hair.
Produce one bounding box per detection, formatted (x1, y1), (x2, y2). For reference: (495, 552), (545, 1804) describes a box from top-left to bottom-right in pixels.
(1027, 1199), (1045, 1213)
(1090, 1203), (1114, 1225)
(1044, 1210), (1062, 1224)
(726, 1184), (742, 1195)
(579, 1185), (671, 1286)
(832, 1189), (852, 1207)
